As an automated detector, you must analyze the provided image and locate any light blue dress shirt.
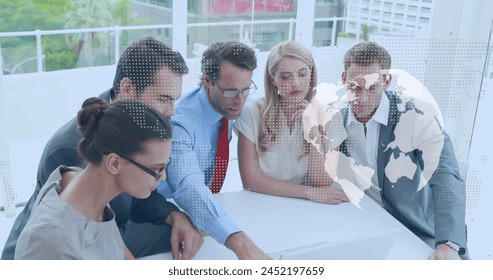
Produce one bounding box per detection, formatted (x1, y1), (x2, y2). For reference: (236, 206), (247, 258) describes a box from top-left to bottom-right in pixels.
(158, 86), (241, 244)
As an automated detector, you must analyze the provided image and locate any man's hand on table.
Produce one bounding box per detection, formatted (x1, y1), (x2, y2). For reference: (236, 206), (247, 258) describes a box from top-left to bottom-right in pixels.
(226, 231), (272, 260)
(166, 211), (204, 260)
(428, 244), (461, 260)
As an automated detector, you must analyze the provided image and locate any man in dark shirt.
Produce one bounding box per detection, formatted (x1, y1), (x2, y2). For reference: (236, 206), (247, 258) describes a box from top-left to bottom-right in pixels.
(2, 37), (203, 260)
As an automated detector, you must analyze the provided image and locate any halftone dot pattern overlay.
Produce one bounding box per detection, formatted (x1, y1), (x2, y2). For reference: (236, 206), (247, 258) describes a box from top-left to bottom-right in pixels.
(466, 169), (482, 210)
(0, 161), (17, 210)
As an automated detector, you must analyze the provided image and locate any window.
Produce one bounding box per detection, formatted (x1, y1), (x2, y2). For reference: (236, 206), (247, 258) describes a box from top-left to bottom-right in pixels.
(421, 7), (431, 13)
(150, 0), (172, 8)
(316, 0), (338, 4)
(419, 17), (430, 24)
(315, 21), (332, 29)
(187, 0), (298, 54)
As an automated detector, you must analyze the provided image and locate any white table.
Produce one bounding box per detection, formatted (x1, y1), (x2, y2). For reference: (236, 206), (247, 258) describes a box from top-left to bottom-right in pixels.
(140, 190), (433, 260)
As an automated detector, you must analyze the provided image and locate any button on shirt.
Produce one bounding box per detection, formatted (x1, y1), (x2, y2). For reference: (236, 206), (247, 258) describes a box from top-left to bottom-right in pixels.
(158, 87), (240, 245)
(345, 92), (389, 207)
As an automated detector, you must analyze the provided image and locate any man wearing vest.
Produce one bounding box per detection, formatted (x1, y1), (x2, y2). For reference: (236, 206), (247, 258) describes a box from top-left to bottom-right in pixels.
(338, 41), (468, 260)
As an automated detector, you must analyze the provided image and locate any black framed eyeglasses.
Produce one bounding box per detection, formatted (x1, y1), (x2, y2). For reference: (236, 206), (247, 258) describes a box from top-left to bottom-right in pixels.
(119, 154), (166, 181)
(214, 80), (257, 97)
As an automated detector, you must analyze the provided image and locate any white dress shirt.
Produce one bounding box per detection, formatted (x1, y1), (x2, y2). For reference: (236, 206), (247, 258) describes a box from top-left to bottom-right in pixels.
(345, 93), (389, 207)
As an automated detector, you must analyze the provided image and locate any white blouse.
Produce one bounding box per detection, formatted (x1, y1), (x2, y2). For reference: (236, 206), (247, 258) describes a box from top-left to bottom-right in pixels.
(235, 100), (347, 185)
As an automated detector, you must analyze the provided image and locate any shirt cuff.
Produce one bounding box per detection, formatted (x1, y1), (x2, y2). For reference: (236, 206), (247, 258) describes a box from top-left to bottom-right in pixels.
(206, 215), (242, 245)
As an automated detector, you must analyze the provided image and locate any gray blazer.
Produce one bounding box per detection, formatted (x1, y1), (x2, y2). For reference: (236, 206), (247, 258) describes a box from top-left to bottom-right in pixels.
(340, 90), (467, 255)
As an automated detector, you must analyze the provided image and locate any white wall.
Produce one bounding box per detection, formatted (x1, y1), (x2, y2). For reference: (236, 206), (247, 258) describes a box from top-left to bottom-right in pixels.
(3, 65), (116, 140)
(1, 66), (116, 205)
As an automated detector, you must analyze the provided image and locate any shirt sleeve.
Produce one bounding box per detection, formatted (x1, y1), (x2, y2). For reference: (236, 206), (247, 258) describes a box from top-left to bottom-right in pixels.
(166, 120), (241, 244)
(15, 226), (76, 260)
(234, 102), (259, 145)
(412, 100), (467, 252)
(430, 133), (467, 253)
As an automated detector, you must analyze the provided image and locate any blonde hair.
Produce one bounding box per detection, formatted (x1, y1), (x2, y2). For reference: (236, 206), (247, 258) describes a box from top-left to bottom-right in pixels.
(257, 41), (317, 152)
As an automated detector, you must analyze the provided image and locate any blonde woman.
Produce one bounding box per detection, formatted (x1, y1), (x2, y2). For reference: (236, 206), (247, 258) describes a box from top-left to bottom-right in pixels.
(235, 41), (348, 204)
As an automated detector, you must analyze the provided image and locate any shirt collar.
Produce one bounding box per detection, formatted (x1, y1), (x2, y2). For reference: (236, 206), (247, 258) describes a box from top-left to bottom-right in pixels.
(198, 86), (225, 126)
(347, 91), (389, 126)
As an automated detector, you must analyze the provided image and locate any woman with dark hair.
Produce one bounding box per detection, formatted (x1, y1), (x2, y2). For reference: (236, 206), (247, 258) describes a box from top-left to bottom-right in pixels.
(15, 97), (172, 259)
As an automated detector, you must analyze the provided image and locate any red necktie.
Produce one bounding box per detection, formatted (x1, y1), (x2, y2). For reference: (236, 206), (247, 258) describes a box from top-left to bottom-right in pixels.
(211, 117), (229, 193)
